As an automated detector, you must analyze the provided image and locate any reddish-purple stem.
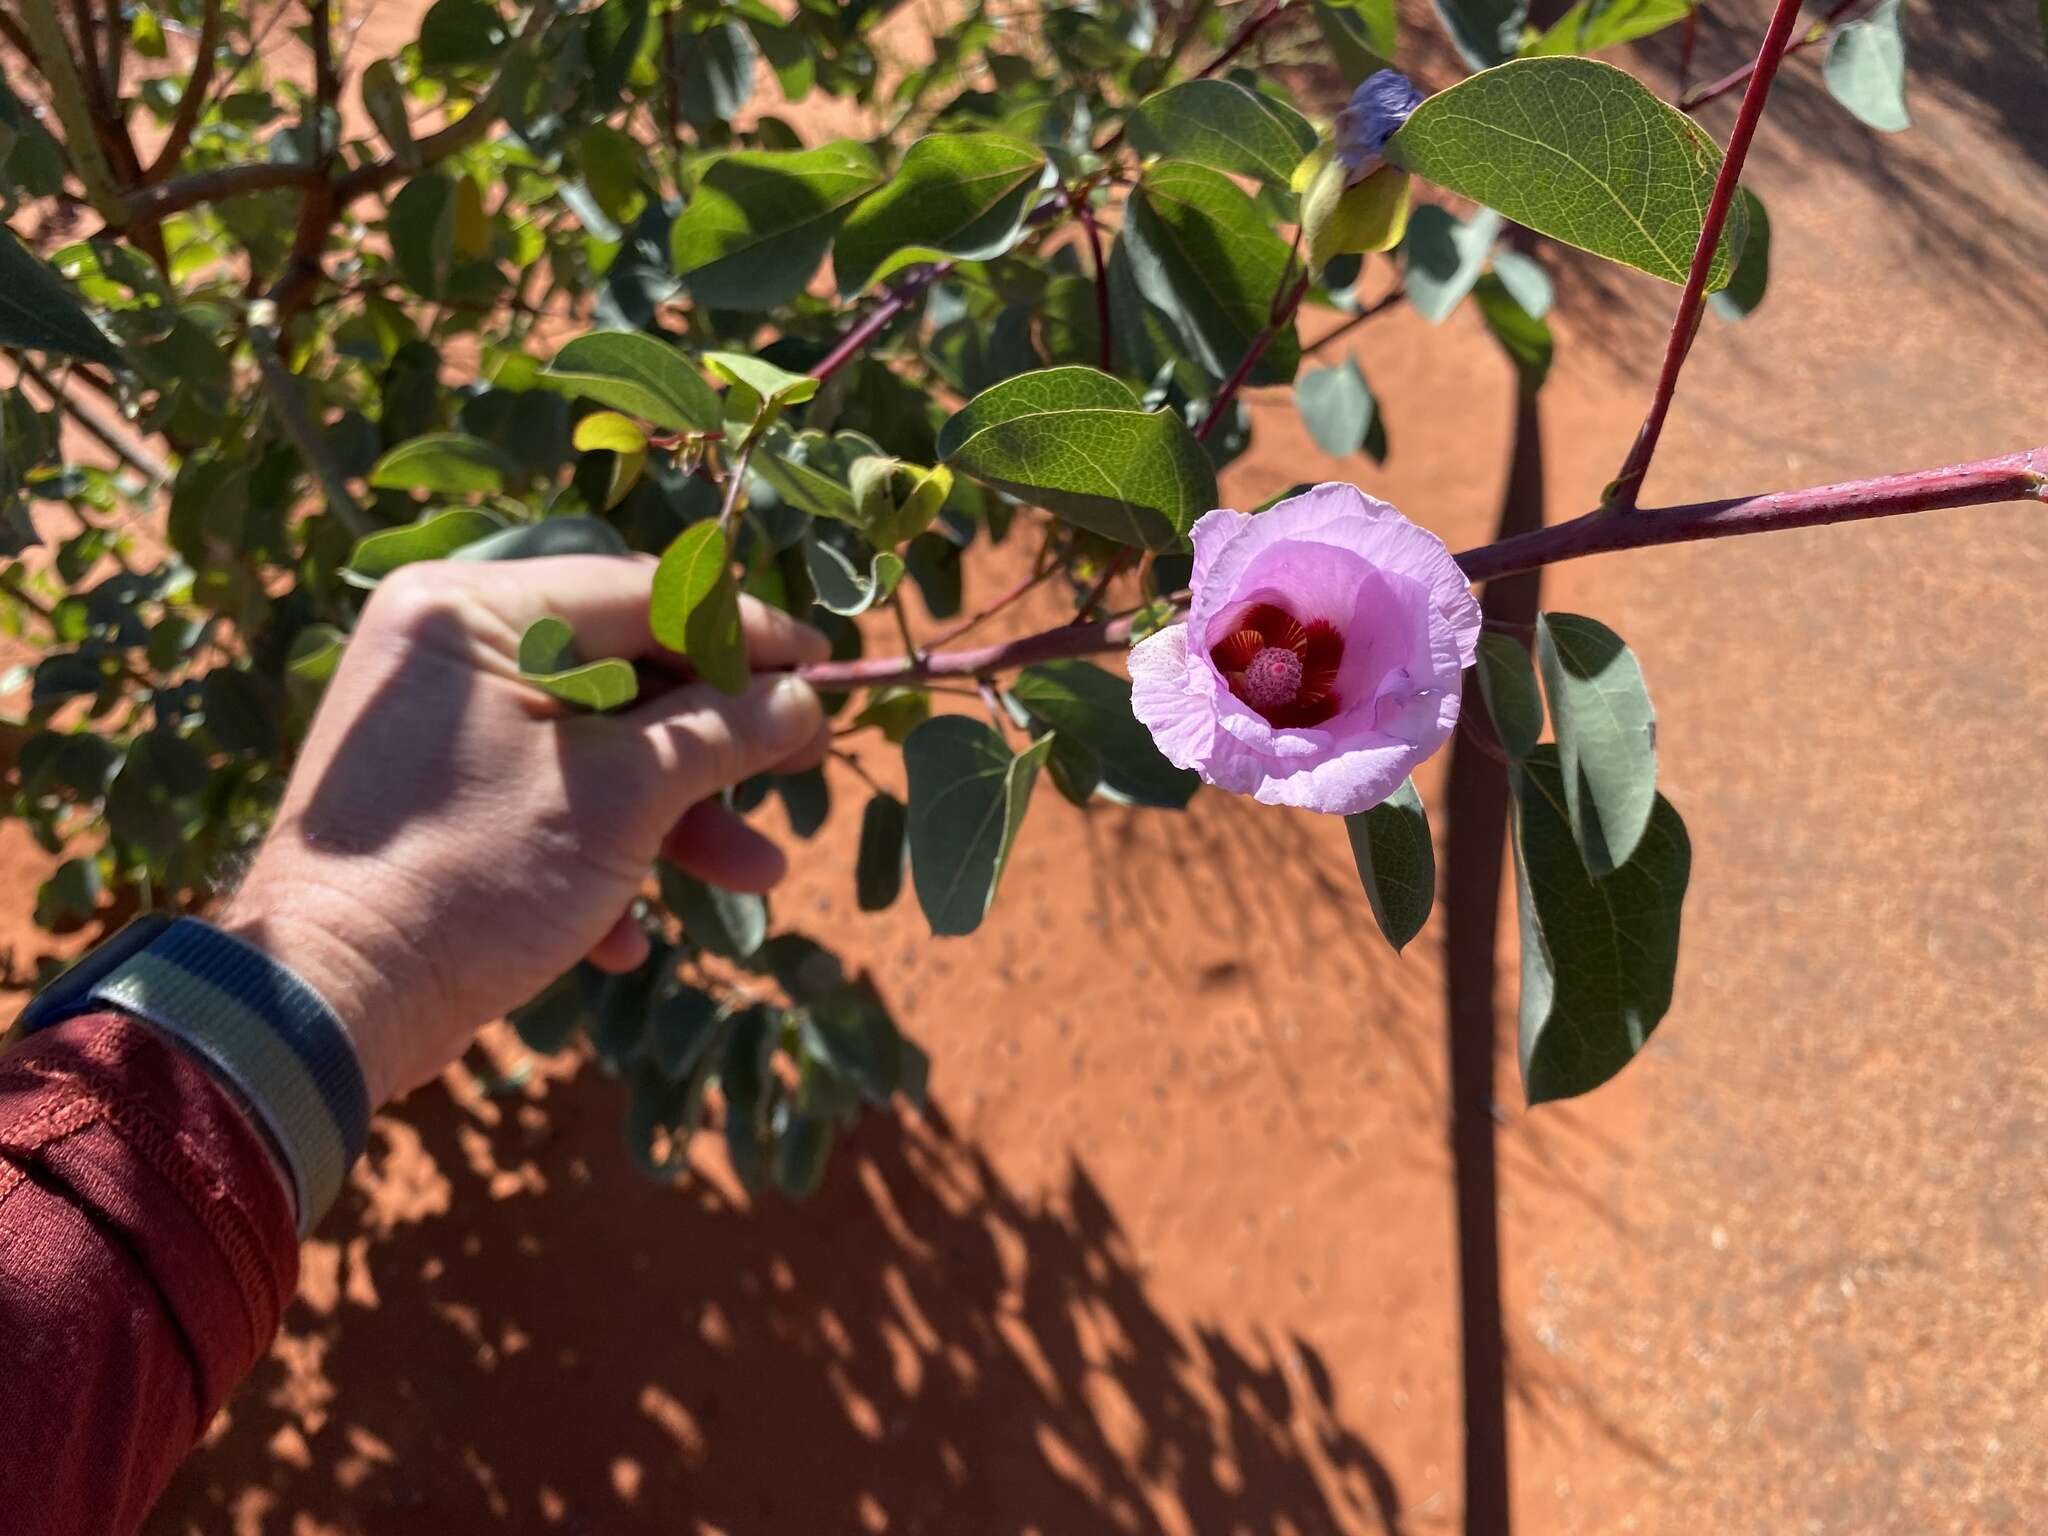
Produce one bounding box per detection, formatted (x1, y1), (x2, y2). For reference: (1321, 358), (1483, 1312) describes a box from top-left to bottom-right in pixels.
(1608, 0), (1804, 510)
(808, 261), (954, 382)
(1070, 183), (1114, 372)
(1199, 269), (1311, 443)
(1094, 0), (1295, 160)
(1679, 0), (1865, 113)
(791, 448), (2048, 688)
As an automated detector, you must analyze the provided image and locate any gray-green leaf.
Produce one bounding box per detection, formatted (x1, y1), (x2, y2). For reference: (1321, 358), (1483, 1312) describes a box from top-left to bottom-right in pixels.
(904, 716), (1051, 937)
(833, 131), (1048, 296)
(938, 367), (1215, 550)
(856, 791), (907, 911)
(671, 140), (883, 310)
(1434, 0), (1528, 70)
(804, 535), (903, 616)
(1388, 57), (1746, 290)
(367, 433), (517, 495)
(1345, 777), (1435, 952)
(1473, 630), (1544, 759)
(1512, 746), (1689, 1103)
(342, 506), (505, 585)
(1403, 205), (1500, 324)
(516, 615), (639, 712)
(0, 229), (124, 368)
(1122, 160), (1303, 385)
(1824, 0), (1910, 133)
(1124, 79), (1318, 188)
(542, 332), (722, 433)
(1009, 659), (1197, 808)
(1535, 611), (1656, 875)
(1295, 358), (1380, 458)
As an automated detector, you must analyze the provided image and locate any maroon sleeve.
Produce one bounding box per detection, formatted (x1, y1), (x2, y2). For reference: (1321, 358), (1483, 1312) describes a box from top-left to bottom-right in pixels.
(0, 1010), (300, 1536)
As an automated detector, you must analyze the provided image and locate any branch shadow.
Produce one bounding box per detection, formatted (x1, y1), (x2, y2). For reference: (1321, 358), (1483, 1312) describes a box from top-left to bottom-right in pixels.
(150, 1066), (1407, 1535)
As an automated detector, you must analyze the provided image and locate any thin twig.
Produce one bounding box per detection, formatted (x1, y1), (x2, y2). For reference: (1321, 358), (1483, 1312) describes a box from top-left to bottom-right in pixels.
(1201, 267), (1310, 439)
(1302, 284), (1406, 357)
(1679, 0), (1864, 112)
(714, 437), (756, 538)
(922, 559), (1056, 650)
(808, 261), (953, 382)
(1608, 0), (1803, 510)
(1069, 181), (1115, 372)
(144, 0), (222, 180)
(826, 745), (889, 795)
(790, 447), (2048, 688)
(14, 359), (171, 484)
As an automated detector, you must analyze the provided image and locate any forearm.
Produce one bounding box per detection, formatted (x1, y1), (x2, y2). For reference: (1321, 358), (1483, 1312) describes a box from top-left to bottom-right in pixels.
(0, 1011), (300, 1535)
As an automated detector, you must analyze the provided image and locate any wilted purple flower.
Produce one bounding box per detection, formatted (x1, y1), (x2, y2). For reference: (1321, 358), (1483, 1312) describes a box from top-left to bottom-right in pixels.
(1334, 68), (1425, 185)
(1128, 484), (1481, 816)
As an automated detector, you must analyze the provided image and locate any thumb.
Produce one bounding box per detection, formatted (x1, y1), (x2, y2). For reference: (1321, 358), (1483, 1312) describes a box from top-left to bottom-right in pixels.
(616, 672), (825, 817)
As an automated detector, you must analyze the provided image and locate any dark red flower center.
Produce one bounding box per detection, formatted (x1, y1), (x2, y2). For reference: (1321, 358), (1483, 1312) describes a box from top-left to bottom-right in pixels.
(1210, 602), (1343, 728)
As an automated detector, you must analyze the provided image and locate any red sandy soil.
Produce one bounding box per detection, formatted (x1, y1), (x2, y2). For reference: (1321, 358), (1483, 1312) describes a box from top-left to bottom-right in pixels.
(1, 3), (2042, 1532)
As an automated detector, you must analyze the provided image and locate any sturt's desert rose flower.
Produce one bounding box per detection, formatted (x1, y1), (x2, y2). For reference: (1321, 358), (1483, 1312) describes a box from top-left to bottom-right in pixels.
(1334, 68), (1425, 185)
(1129, 483), (1482, 816)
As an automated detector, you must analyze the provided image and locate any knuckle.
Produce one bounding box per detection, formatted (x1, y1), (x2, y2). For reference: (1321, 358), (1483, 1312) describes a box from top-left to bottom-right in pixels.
(361, 563), (463, 639)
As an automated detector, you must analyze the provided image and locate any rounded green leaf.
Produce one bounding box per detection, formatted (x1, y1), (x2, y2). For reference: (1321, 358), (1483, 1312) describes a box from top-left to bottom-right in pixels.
(938, 367), (1215, 550)
(1403, 205), (1501, 324)
(1824, 0), (1910, 134)
(1433, 0), (1528, 71)
(367, 434), (517, 495)
(1124, 79), (1318, 188)
(1535, 611), (1656, 875)
(1122, 160), (1303, 385)
(833, 131), (1049, 296)
(904, 716), (1051, 937)
(856, 791), (908, 911)
(1512, 747), (1690, 1104)
(542, 332), (722, 432)
(1345, 777), (1434, 952)
(1524, 0), (1690, 56)
(1388, 57), (1746, 290)
(671, 140), (883, 310)
(0, 228), (123, 368)
(516, 615), (640, 712)
(804, 536), (904, 616)
(1009, 659), (1198, 808)
(1708, 188), (1771, 322)
(1295, 358), (1378, 458)
(343, 506), (506, 584)
(651, 522), (747, 693)
(1473, 630), (1544, 760)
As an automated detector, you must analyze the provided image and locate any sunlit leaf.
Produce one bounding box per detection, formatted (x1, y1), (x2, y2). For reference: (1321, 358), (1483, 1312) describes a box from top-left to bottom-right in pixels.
(1125, 79), (1318, 188)
(834, 131), (1048, 295)
(671, 141), (883, 310)
(1824, 0), (1910, 133)
(904, 716), (1051, 936)
(1345, 777), (1434, 951)
(1535, 611), (1656, 875)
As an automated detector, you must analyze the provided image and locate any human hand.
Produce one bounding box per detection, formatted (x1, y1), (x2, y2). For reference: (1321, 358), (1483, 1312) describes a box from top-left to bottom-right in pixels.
(216, 556), (828, 1107)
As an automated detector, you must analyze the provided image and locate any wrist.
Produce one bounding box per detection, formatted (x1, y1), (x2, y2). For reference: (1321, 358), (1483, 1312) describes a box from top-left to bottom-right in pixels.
(214, 876), (412, 1112)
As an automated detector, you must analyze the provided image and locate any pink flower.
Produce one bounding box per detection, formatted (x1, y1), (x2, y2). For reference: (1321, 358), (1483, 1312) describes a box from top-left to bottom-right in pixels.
(1129, 483), (1481, 815)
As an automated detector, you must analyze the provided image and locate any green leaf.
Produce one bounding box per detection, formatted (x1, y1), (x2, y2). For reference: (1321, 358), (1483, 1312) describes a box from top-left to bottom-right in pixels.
(1124, 79), (1318, 188)
(417, 0), (507, 67)
(804, 536), (903, 616)
(341, 507), (504, 586)
(903, 716), (1051, 937)
(1345, 778), (1434, 952)
(1313, 0), (1399, 83)
(516, 616), (639, 712)
(201, 667), (279, 757)
(703, 350), (820, 433)
(833, 131), (1049, 296)
(1122, 160), (1303, 386)
(587, 0), (652, 102)
(572, 410), (647, 509)
(510, 971), (588, 1054)
(751, 425), (867, 522)
(650, 521), (747, 692)
(1489, 248), (1554, 318)
(1512, 746), (1689, 1104)
(679, 20), (757, 124)
(649, 983), (722, 1079)
(451, 517), (630, 561)
(1473, 272), (1554, 393)
(1403, 204), (1500, 323)
(0, 229), (123, 367)
(1388, 57), (1746, 290)
(849, 459), (952, 549)
(542, 332), (722, 433)
(367, 433), (516, 495)
(1824, 0), (1910, 133)
(1473, 630), (1544, 759)
(1708, 187), (1770, 321)
(671, 141), (883, 310)
(1525, 0), (1690, 56)
(852, 686), (930, 743)
(659, 862), (768, 959)
(1535, 611), (1656, 875)
(35, 856), (102, 929)
(856, 791), (908, 911)
(938, 366), (1216, 550)
(388, 171), (458, 299)
(1434, 0), (1529, 69)
(1009, 659), (1198, 808)
(1295, 358), (1379, 458)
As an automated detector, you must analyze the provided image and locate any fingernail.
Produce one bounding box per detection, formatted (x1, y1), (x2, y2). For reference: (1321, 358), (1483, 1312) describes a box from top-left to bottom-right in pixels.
(765, 674), (821, 742)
